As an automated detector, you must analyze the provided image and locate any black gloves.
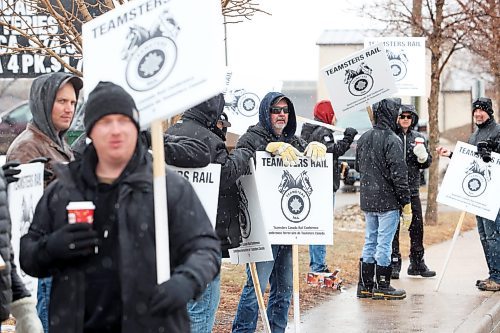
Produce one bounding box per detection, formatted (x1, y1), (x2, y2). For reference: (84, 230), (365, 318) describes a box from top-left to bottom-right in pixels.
(344, 127), (358, 138)
(45, 223), (99, 261)
(2, 161), (21, 184)
(149, 273), (198, 315)
(28, 157), (54, 181)
(486, 139), (499, 152)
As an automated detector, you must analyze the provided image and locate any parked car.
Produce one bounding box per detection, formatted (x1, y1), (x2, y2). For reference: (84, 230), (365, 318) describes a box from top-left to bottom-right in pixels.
(334, 109), (372, 188)
(0, 100), (86, 155)
(0, 101), (31, 154)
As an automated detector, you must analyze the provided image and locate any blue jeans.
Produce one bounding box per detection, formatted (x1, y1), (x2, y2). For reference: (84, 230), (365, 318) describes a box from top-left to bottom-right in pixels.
(37, 277), (52, 333)
(476, 211), (500, 282)
(362, 210), (400, 267)
(309, 195), (336, 272)
(232, 245), (293, 333)
(187, 273), (220, 333)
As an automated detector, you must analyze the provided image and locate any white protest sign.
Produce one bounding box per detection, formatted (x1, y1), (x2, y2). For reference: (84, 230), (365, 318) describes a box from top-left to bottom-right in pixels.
(223, 68), (282, 135)
(8, 163), (44, 295)
(365, 37), (426, 97)
(229, 160), (273, 264)
(254, 152), (334, 245)
(167, 164), (221, 228)
(320, 43), (397, 116)
(437, 141), (500, 220)
(83, 0), (226, 127)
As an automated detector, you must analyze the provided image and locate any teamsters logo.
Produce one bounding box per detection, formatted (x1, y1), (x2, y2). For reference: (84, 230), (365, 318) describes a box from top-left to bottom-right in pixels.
(462, 160), (491, 197)
(344, 62), (374, 96)
(121, 10), (180, 91)
(386, 49), (408, 81)
(278, 170), (313, 223)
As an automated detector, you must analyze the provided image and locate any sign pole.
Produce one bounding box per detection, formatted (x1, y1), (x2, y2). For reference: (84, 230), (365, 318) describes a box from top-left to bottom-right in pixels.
(366, 105), (375, 125)
(293, 244), (300, 333)
(434, 211), (466, 292)
(151, 120), (170, 284)
(296, 116), (345, 133)
(249, 263), (271, 333)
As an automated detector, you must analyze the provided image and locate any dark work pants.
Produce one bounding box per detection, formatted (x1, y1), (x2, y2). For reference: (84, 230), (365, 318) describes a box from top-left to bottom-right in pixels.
(392, 195), (424, 261)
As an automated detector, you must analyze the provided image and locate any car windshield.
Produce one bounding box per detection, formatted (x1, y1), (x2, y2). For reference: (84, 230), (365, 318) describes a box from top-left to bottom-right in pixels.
(336, 109), (372, 130)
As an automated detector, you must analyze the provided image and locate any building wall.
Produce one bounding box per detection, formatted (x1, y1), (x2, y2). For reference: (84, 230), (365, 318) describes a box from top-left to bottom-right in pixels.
(440, 91), (472, 132)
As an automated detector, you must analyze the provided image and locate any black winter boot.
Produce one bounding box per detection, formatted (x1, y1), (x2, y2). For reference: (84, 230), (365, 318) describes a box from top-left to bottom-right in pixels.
(408, 258), (436, 277)
(390, 253), (402, 279)
(356, 259), (375, 298)
(372, 265), (406, 300)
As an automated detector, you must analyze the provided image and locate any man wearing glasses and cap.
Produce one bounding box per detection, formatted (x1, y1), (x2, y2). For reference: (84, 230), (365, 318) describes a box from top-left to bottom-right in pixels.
(232, 92), (327, 332)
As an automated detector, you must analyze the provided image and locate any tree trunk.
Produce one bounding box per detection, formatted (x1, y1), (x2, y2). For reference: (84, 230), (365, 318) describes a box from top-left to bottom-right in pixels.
(425, 53), (441, 225)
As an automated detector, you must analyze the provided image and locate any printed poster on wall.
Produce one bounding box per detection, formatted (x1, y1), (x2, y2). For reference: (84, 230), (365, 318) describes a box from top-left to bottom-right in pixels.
(168, 163), (221, 228)
(8, 163), (44, 295)
(254, 152), (334, 245)
(320, 43), (397, 117)
(83, 0), (226, 127)
(229, 160), (273, 264)
(437, 141), (500, 220)
(223, 68), (282, 136)
(365, 37), (426, 96)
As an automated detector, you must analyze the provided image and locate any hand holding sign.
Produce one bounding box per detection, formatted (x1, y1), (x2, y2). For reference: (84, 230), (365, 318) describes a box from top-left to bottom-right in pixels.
(304, 141), (327, 163)
(265, 142), (302, 167)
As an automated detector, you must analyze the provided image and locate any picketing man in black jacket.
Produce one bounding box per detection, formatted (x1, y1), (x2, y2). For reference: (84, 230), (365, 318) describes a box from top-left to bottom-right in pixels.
(437, 97), (500, 291)
(390, 104), (435, 279)
(166, 93), (253, 333)
(19, 82), (221, 333)
(232, 92), (327, 333)
(0, 164), (43, 332)
(355, 98), (411, 300)
(300, 100), (357, 273)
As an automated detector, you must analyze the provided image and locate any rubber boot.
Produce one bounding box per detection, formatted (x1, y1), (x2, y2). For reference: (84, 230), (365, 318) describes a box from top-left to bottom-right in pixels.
(408, 257), (436, 277)
(356, 259), (375, 298)
(390, 253), (402, 279)
(372, 265), (406, 300)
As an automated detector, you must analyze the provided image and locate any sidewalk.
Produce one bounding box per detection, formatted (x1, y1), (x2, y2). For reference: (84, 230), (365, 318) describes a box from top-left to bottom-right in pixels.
(285, 229), (500, 333)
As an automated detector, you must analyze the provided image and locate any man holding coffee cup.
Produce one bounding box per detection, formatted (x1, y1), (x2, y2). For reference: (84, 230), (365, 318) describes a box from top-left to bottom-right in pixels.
(390, 104), (435, 279)
(20, 82), (221, 333)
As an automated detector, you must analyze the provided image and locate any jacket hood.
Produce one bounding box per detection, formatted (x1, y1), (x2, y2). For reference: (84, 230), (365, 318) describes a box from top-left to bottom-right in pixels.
(183, 93), (225, 128)
(313, 100), (334, 124)
(258, 92), (296, 140)
(29, 73), (83, 148)
(372, 98), (401, 132)
(397, 104), (420, 132)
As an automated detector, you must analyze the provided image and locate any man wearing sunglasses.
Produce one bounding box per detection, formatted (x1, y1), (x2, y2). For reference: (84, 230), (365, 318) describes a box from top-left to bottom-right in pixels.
(390, 105), (435, 279)
(232, 92), (326, 332)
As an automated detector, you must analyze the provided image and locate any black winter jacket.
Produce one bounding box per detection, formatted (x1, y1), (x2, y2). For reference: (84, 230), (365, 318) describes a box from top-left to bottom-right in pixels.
(355, 99), (410, 212)
(468, 118), (500, 151)
(396, 109), (432, 196)
(301, 123), (353, 192)
(237, 92), (308, 153)
(166, 94), (253, 256)
(20, 143), (221, 333)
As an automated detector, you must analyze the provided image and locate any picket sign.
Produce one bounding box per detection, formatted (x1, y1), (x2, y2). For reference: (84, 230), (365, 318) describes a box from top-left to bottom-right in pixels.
(82, 0), (226, 284)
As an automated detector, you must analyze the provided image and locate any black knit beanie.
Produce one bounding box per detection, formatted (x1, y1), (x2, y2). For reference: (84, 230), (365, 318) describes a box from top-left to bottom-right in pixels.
(84, 81), (140, 135)
(472, 97), (494, 117)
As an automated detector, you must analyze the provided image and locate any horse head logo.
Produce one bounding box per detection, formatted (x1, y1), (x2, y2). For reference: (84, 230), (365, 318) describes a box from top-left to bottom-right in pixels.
(121, 25), (150, 61)
(296, 171), (313, 196)
(278, 170), (296, 194)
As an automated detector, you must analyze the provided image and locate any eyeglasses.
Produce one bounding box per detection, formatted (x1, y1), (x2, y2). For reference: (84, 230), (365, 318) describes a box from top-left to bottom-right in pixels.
(270, 106), (289, 114)
(399, 114), (412, 120)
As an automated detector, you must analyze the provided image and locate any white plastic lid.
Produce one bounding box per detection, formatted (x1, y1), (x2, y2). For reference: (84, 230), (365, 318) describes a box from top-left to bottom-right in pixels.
(66, 201), (95, 210)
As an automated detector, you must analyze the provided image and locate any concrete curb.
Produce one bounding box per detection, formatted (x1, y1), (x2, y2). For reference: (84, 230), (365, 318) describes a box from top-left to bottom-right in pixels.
(455, 292), (500, 333)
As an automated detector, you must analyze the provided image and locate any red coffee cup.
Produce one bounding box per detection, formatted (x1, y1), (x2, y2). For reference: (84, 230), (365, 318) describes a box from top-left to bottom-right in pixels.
(66, 201), (95, 224)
